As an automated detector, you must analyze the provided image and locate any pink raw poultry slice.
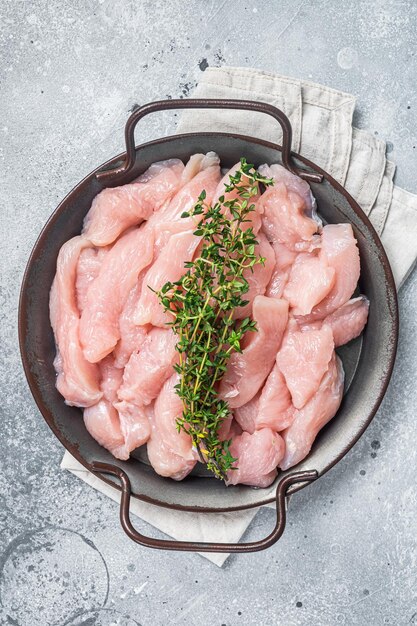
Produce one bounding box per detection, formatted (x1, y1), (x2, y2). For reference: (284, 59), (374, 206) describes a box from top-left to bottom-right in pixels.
(113, 400), (151, 456)
(277, 324), (334, 409)
(135, 159), (183, 184)
(257, 365), (295, 431)
(298, 223), (360, 322)
(226, 428), (285, 487)
(147, 156), (221, 253)
(162, 156), (220, 218)
(219, 296), (289, 408)
(75, 246), (109, 313)
(49, 236), (102, 407)
(294, 234), (322, 253)
(181, 152), (220, 184)
(284, 252), (336, 315)
(79, 226), (154, 363)
(298, 296), (370, 347)
(233, 232), (275, 319)
(82, 356), (132, 460)
(259, 163), (315, 213)
(153, 373), (194, 460)
(234, 365), (294, 433)
(280, 353), (344, 470)
(233, 395), (259, 434)
(82, 159), (184, 246)
(83, 401), (128, 460)
(118, 328), (178, 406)
(218, 416), (243, 441)
(152, 219), (197, 252)
(147, 404), (196, 480)
(324, 296), (369, 347)
(99, 356), (123, 402)
(113, 275), (150, 368)
(258, 164), (319, 250)
(134, 230), (200, 327)
(266, 242), (297, 299)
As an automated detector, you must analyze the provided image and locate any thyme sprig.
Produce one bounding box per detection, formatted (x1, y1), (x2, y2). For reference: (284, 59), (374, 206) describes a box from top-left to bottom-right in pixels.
(156, 159), (273, 480)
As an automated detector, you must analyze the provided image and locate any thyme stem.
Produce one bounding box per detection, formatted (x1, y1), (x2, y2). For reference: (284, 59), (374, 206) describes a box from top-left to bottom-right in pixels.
(156, 159), (273, 480)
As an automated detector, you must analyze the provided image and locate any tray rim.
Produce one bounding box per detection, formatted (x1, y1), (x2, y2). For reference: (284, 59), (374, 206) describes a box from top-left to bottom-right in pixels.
(18, 130), (399, 513)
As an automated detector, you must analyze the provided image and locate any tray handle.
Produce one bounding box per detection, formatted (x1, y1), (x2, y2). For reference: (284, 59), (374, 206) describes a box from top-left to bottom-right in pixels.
(91, 461), (318, 553)
(96, 99), (323, 184)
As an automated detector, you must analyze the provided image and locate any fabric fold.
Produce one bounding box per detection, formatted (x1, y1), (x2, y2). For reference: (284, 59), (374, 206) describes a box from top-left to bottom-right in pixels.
(368, 160), (396, 234)
(299, 80), (356, 184)
(344, 127), (387, 214)
(176, 67), (303, 150)
(381, 185), (417, 286)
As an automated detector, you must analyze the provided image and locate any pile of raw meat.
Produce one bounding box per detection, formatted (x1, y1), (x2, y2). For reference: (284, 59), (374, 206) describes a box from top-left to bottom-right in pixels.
(50, 153), (369, 488)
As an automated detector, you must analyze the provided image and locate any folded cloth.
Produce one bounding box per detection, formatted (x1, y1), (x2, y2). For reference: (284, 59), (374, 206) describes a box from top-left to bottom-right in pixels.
(178, 66), (417, 285)
(345, 128), (387, 214)
(63, 66), (417, 566)
(176, 68), (303, 150)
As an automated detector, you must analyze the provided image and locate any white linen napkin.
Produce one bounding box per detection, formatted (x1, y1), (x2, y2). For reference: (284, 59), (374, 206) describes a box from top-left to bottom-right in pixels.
(62, 67), (417, 567)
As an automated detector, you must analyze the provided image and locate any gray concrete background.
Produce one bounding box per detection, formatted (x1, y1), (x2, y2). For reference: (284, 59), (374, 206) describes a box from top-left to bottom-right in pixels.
(1, 1), (416, 625)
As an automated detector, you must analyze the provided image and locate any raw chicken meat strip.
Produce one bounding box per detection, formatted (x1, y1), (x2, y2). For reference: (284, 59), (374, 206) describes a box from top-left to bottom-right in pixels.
(277, 324), (334, 409)
(118, 328), (178, 406)
(256, 365), (295, 431)
(113, 275), (149, 368)
(283, 252), (336, 315)
(83, 356), (132, 460)
(151, 219), (196, 254)
(266, 242), (297, 299)
(99, 356), (123, 402)
(219, 296), (289, 408)
(147, 404), (196, 480)
(49, 236), (102, 407)
(75, 246), (109, 313)
(259, 163), (315, 213)
(146, 157), (221, 254)
(280, 354), (344, 470)
(216, 413), (244, 442)
(79, 226), (154, 363)
(150, 153), (219, 247)
(233, 395), (259, 434)
(82, 159), (184, 246)
(233, 232), (275, 319)
(153, 374), (194, 460)
(165, 154), (220, 214)
(226, 429), (285, 488)
(135, 158), (183, 184)
(298, 223), (360, 322)
(298, 296), (370, 347)
(134, 230), (200, 327)
(181, 152), (219, 184)
(258, 164), (319, 250)
(293, 234), (322, 253)
(83, 401), (128, 460)
(113, 399), (151, 456)
(235, 364), (295, 433)
(324, 296), (369, 347)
